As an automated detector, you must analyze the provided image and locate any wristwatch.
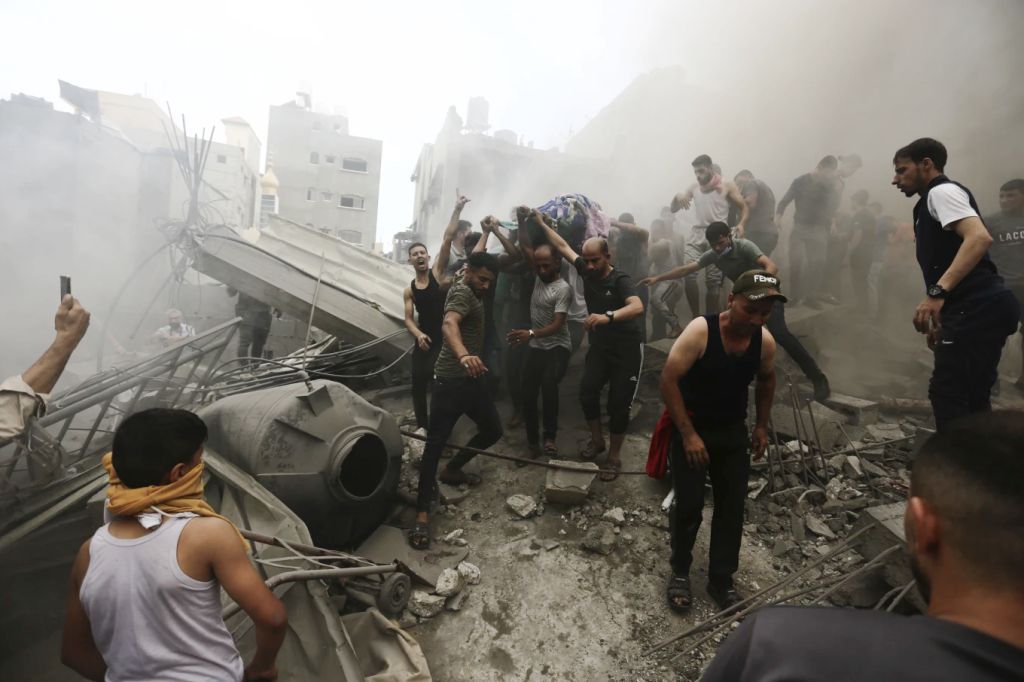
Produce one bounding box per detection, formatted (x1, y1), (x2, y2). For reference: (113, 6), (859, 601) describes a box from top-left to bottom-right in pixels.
(528, 329), (535, 338)
(605, 310), (616, 322)
(927, 284), (948, 299)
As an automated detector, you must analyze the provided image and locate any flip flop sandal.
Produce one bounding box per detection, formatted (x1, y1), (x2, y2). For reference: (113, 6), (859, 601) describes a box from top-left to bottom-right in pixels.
(542, 441), (559, 458)
(599, 459), (622, 482)
(579, 439), (606, 461)
(667, 574), (692, 613)
(407, 522), (430, 550)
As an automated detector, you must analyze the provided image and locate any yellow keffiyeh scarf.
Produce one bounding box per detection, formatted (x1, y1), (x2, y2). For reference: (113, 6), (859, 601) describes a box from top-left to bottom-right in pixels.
(102, 452), (250, 551)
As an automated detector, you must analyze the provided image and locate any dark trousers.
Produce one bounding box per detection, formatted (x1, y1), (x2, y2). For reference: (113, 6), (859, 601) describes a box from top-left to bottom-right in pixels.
(521, 346), (571, 444)
(411, 344), (441, 429)
(789, 224), (828, 301)
(669, 421), (750, 586)
(417, 377), (503, 512)
(764, 302), (824, 381)
(237, 323), (270, 361)
(579, 340), (643, 434)
(568, 321), (586, 353)
(930, 290), (1019, 431)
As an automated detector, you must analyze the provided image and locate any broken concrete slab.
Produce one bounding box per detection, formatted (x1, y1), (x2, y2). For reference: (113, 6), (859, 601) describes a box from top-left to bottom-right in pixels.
(772, 538), (797, 557)
(408, 591), (446, 618)
(843, 455), (864, 478)
(457, 561), (481, 585)
(803, 512), (830, 537)
(506, 494), (538, 518)
(357, 525), (468, 586)
(824, 393), (879, 426)
(865, 423), (905, 443)
(582, 522), (619, 555)
(544, 460), (599, 504)
(822, 497), (872, 513)
(861, 460), (888, 478)
(434, 568), (464, 597)
(602, 507), (626, 525)
(790, 513), (806, 542)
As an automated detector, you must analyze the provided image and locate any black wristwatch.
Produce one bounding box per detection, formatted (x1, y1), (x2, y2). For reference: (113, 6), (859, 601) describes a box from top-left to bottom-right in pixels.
(927, 284), (948, 300)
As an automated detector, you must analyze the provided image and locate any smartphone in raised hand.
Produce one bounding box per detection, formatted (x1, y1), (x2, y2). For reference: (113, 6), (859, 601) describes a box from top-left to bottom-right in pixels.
(60, 275), (72, 301)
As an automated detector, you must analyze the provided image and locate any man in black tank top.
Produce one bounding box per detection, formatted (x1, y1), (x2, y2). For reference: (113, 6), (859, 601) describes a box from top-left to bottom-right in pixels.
(403, 195), (469, 430)
(659, 270), (779, 612)
(892, 139), (1020, 430)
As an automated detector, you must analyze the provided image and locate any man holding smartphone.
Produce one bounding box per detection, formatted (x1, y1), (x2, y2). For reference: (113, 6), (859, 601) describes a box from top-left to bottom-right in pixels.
(1, 292), (91, 444)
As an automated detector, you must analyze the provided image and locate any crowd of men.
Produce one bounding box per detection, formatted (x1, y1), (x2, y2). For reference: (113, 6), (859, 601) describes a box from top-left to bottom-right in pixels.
(0, 136), (1019, 680)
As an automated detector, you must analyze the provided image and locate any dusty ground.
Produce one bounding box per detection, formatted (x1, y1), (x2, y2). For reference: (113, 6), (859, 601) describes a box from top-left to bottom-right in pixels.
(375, 351), (792, 682)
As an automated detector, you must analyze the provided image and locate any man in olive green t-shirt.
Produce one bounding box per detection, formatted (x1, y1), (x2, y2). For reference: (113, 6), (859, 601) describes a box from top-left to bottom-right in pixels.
(409, 251), (502, 549)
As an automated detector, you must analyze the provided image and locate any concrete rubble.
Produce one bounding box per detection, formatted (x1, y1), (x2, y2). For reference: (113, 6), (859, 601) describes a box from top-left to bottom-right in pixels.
(407, 591), (447, 619)
(457, 561), (481, 585)
(544, 460), (599, 504)
(434, 568), (465, 597)
(506, 494), (538, 518)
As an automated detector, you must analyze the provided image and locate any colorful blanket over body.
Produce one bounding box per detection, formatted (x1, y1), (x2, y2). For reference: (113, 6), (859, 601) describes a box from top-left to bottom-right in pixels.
(536, 193), (611, 248)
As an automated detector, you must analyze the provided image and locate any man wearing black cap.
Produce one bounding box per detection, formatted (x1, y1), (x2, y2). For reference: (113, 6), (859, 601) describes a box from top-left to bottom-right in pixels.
(892, 138), (1020, 430)
(641, 221), (830, 401)
(657, 269), (778, 612)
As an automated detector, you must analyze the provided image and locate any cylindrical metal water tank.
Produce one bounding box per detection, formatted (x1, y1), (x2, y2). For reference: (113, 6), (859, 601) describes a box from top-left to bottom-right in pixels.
(197, 380), (401, 549)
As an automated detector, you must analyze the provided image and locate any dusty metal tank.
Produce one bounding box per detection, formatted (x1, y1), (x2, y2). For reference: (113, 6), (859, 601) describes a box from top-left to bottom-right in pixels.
(197, 380), (402, 548)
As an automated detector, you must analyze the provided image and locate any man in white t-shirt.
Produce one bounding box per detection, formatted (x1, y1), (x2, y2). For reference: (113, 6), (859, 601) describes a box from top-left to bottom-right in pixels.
(892, 138), (1020, 430)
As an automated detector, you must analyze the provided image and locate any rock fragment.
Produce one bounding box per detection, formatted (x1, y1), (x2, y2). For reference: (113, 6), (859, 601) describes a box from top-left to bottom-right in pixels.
(457, 561), (481, 585)
(434, 568), (464, 597)
(408, 591), (446, 618)
(506, 494), (538, 518)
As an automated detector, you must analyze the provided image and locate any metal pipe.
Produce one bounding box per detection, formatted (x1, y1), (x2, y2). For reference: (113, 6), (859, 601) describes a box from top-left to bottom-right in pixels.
(804, 398), (830, 479)
(221, 564), (398, 620)
(0, 472), (107, 553)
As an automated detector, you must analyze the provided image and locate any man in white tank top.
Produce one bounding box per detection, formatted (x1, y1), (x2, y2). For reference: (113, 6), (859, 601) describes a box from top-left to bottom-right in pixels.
(671, 154), (750, 318)
(61, 408), (287, 681)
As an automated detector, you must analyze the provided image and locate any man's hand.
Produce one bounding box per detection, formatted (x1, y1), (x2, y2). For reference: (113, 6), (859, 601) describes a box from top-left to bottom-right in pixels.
(583, 313), (610, 332)
(480, 216), (494, 233)
(675, 193), (692, 211)
(416, 333), (431, 351)
(682, 431), (709, 469)
(913, 296), (944, 335)
(55, 295), (90, 346)
(455, 188), (470, 211)
(735, 223), (746, 239)
(506, 329), (531, 346)
(638, 276), (657, 287)
(516, 206), (531, 222)
(244, 663), (278, 681)
(460, 354), (488, 378)
(751, 425), (768, 460)
(529, 209), (549, 228)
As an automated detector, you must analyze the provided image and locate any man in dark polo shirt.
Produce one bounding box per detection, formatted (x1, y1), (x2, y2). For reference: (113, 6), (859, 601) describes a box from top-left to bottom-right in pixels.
(733, 170), (778, 256)
(985, 178), (1024, 390)
(700, 411), (1024, 682)
(892, 138), (1019, 430)
(657, 270), (778, 612)
(408, 251), (501, 549)
(534, 211), (644, 481)
(641, 222), (831, 401)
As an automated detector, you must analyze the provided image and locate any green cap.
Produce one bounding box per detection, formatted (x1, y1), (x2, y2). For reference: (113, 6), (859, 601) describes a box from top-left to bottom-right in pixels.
(732, 270), (787, 303)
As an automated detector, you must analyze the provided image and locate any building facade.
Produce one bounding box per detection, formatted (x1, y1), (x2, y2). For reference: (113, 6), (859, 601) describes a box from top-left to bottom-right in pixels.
(267, 98), (382, 248)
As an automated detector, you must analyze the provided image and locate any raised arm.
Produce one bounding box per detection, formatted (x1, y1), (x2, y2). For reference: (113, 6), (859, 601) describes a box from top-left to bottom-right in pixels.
(532, 210), (578, 263)
(433, 194), (470, 284)
(639, 261), (702, 287)
(611, 219), (650, 242)
(476, 216), (522, 266)
(726, 181), (750, 236)
(660, 317), (710, 468)
(22, 296), (91, 395)
(515, 206), (537, 268)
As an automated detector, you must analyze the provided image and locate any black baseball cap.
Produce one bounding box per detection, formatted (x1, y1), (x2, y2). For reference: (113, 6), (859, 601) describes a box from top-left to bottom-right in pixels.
(732, 270), (787, 303)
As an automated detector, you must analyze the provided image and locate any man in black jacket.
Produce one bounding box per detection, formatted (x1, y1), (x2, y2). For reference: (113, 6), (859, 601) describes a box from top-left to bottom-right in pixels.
(892, 138), (1019, 430)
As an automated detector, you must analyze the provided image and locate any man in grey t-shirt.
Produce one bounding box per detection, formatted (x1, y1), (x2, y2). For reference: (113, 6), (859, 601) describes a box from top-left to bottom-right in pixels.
(508, 244), (573, 459)
(642, 222), (831, 401)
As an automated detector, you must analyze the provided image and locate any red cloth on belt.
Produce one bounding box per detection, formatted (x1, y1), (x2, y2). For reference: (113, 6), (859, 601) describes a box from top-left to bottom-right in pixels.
(646, 409), (674, 479)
